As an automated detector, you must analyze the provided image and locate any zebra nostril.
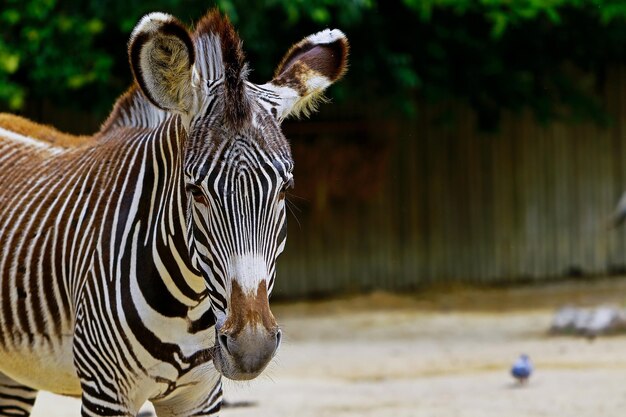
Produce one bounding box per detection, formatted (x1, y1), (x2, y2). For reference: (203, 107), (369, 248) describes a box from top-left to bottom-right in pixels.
(218, 333), (230, 354)
(275, 329), (282, 350)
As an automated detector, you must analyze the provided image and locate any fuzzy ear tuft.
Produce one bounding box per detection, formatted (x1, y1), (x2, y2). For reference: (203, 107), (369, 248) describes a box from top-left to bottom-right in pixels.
(261, 29), (349, 121)
(128, 13), (196, 113)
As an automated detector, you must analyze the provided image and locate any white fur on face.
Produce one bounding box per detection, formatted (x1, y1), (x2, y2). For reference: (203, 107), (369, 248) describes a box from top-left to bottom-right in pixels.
(228, 253), (268, 296)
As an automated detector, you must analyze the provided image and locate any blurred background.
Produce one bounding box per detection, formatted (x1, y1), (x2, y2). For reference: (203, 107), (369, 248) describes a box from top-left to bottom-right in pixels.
(4, 1), (626, 415)
(2, 0), (626, 297)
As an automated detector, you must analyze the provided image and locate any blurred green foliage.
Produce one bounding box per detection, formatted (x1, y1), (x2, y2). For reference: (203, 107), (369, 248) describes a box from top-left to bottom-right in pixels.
(1, 0), (625, 127)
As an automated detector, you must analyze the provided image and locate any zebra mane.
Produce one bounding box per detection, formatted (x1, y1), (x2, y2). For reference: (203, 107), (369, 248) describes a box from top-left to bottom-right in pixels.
(193, 10), (251, 129)
(99, 85), (169, 133)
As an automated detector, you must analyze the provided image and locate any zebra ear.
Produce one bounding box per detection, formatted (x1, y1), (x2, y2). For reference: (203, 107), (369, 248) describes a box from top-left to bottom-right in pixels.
(128, 13), (196, 113)
(262, 29), (349, 121)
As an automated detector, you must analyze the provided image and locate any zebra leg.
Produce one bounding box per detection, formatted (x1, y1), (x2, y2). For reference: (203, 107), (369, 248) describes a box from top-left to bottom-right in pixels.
(152, 378), (222, 417)
(73, 295), (142, 417)
(79, 387), (135, 417)
(0, 373), (38, 417)
(75, 342), (138, 417)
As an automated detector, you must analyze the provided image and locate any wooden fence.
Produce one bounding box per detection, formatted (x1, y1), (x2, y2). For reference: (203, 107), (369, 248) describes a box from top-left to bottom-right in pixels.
(273, 67), (626, 297)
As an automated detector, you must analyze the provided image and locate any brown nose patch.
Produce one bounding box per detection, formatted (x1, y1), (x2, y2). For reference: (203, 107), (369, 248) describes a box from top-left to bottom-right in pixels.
(222, 280), (277, 336)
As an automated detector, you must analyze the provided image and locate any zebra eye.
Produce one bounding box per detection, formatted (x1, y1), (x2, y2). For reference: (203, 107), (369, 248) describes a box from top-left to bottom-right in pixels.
(186, 184), (208, 205)
(279, 177), (294, 200)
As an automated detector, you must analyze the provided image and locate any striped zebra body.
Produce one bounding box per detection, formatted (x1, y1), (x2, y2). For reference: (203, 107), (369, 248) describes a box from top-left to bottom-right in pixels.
(0, 110), (221, 414)
(0, 10), (348, 417)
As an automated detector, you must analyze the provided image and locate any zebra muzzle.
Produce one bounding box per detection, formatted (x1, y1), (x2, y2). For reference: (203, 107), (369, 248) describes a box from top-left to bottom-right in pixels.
(213, 280), (281, 380)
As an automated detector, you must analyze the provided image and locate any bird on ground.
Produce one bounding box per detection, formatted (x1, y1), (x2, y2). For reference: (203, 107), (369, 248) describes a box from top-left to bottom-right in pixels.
(511, 354), (533, 384)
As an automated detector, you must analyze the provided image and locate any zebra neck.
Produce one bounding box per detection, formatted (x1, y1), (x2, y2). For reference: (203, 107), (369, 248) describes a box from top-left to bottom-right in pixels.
(97, 87), (214, 335)
(97, 84), (207, 307)
(113, 116), (214, 366)
(136, 116), (206, 305)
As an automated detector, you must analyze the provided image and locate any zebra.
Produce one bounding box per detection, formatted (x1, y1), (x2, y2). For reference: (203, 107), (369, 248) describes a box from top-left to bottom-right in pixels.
(0, 10), (348, 417)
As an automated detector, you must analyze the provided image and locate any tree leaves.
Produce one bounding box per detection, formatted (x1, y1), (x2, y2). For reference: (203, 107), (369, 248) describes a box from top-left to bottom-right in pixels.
(0, 0), (624, 127)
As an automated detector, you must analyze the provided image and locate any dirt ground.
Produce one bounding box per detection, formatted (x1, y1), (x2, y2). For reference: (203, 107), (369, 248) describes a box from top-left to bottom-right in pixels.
(32, 278), (626, 417)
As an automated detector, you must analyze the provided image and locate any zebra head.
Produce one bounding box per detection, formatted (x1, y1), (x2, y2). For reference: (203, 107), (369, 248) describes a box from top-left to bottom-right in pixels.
(128, 11), (348, 380)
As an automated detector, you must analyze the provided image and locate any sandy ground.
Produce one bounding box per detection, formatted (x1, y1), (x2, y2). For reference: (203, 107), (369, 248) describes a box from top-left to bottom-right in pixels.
(31, 278), (626, 417)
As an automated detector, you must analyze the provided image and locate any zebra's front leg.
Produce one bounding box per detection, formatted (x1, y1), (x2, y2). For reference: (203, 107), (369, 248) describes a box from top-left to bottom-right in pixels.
(0, 372), (38, 417)
(79, 383), (138, 417)
(75, 354), (143, 417)
(74, 320), (141, 417)
(152, 378), (222, 417)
